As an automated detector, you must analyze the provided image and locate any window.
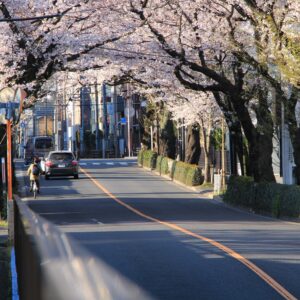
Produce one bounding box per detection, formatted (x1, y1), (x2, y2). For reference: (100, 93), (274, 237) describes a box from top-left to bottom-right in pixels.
(35, 138), (53, 149)
(50, 153), (74, 161)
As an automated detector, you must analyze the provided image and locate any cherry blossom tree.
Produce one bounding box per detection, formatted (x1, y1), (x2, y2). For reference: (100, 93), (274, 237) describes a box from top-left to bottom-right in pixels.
(232, 0), (300, 88)
(124, 0), (277, 182)
(1, 0), (299, 183)
(166, 91), (221, 183)
(0, 1), (142, 100)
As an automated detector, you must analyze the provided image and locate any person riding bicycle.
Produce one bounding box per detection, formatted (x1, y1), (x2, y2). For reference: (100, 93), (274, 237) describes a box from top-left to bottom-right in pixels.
(27, 156), (41, 193)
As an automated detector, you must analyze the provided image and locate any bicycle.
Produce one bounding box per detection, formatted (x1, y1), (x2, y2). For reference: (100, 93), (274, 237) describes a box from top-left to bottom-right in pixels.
(32, 180), (38, 199)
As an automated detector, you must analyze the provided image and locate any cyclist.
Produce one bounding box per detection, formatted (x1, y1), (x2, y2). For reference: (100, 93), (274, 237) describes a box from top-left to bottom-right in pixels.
(27, 156), (41, 194)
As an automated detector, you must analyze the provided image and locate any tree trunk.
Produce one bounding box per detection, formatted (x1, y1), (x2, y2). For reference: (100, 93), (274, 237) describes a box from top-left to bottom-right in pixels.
(244, 142), (251, 176)
(231, 94), (275, 182)
(285, 87), (300, 184)
(160, 117), (177, 159)
(200, 117), (212, 183)
(230, 121), (245, 176)
(184, 124), (201, 164)
(212, 93), (245, 176)
(204, 152), (211, 183)
(290, 128), (300, 185)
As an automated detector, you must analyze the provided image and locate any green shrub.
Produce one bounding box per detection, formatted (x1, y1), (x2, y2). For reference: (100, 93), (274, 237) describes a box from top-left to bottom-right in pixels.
(224, 176), (254, 207)
(155, 156), (170, 174)
(170, 160), (177, 179)
(138, 150), (144, 165)
(155, 156), (163, 173)
(173, 161), (203, 186)
(140, 150), (157, 169)
(160, 157), (170, 175)
(224, 176), (300, 219)
(155, 156), (172, 175)
(278, 185), (300, 218)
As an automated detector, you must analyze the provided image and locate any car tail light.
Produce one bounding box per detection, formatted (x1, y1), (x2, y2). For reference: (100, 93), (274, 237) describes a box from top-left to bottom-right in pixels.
(71, 161), (78, 166)
(45, 161), (53, 167)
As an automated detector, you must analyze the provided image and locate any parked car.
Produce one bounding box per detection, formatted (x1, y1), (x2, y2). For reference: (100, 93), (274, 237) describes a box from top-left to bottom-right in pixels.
(42, 151), (79, 180)
(24, 136), (54, 165)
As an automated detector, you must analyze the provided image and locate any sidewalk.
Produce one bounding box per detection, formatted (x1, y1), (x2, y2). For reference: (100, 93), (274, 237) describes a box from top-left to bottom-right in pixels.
(0, 226), (10, 300)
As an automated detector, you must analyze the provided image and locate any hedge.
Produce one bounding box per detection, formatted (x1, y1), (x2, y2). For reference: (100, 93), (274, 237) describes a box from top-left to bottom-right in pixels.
(138, 151), (204, 186)
(155, 155), (163, 172)
(138, 150), (157, 169)
(137, 150), (144, 165)
(224, 176), (300, 219)
(156, 156), (171, 175)
(161, 157), (170, 175)
(172, 161), (203, 186)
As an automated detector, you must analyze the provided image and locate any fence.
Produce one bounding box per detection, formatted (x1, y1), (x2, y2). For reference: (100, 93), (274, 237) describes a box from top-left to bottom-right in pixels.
(14, 196), (152, 300)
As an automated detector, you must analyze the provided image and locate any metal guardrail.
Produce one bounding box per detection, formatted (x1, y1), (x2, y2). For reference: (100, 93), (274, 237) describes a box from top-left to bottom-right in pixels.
(14, 196), (152, 300)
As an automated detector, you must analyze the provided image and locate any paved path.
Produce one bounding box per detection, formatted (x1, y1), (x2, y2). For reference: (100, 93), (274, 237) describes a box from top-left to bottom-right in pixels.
(16, 158), (300, 300)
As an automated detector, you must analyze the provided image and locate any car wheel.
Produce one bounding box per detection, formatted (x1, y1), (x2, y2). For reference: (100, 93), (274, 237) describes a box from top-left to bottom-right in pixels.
(45, 175), (50, 180)
(74, 174), (79, 179)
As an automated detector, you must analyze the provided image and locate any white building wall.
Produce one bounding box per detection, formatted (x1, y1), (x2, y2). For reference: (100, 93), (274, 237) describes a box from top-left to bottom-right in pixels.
(282, 124), (295, 185)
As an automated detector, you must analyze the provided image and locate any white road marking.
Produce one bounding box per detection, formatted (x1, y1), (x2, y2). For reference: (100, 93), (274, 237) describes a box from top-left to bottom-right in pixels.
(76, 161), (137, 167)
(91, 218), (103, 224)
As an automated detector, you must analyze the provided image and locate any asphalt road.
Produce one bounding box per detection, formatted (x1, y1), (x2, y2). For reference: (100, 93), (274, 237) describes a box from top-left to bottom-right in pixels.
(19, 158), (300, 300)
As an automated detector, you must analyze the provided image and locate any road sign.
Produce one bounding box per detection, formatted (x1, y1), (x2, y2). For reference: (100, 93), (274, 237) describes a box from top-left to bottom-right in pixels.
(0, 87), (15, 124)
(125, 106), (135, 118)
(20, 122), (26, 128)
(0, 87), (27, 124)
(120, 117), (126, 125)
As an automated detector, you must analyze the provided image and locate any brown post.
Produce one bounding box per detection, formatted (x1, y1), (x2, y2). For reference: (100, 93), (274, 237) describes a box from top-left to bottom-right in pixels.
(7, 119), (12, 201)
(7, 119), (14, 242)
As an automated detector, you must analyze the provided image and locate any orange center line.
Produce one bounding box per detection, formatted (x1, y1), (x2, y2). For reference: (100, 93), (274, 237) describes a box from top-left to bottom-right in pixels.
(80, 167), (297, 300)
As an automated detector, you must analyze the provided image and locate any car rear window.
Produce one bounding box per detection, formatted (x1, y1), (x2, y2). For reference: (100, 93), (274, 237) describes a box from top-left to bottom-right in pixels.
(50, 153), (74, 161)
(35, 138), (53, 149)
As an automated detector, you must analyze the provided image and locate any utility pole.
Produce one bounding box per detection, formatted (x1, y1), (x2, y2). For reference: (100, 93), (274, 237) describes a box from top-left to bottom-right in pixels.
(95, 83), (100, 153)
(6, 119), (12, 201)
(54, 81), (58, 150)
(181, 119), (185, 161)
(60, 99), (63, 150)
(102, 83), (108, 158)
(221, 117), (226, 188)
(80, 87), (85, 155)
(62, 73), (67, 150)
(45, 97), (48, 135)
(112, 86), (118, 158)
(150, 125), (153, 151)
(127, 84), (131, 157)
(33, 106), (36, 136)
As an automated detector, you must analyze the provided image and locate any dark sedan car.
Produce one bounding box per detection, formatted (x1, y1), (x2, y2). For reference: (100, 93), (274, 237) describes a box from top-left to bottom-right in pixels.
(43, 151), (79, 179)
